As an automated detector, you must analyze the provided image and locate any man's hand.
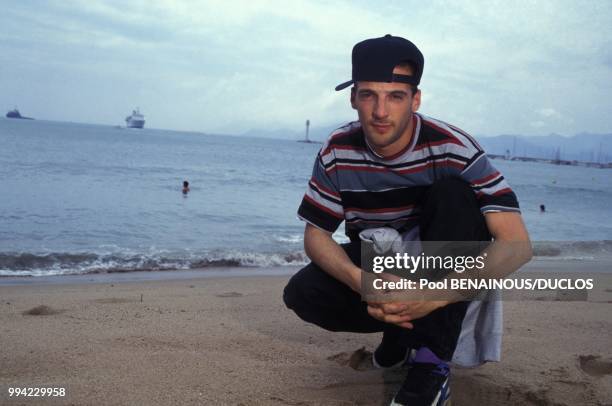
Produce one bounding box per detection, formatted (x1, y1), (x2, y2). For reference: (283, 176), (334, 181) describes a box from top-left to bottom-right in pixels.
(366, 299), (449, 329)
(365, 272), (451, 328)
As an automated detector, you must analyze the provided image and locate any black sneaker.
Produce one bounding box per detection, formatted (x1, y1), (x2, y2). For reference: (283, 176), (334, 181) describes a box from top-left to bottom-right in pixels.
(389, 348), (451, 406)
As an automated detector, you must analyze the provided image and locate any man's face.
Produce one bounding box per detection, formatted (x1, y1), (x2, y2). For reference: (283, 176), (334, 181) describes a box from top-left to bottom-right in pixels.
(351, 65), (421, 157)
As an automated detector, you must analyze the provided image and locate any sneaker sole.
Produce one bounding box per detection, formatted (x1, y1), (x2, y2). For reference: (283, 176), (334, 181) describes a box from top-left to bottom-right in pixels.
(389, 395), (451, 406)
(389, 377), (450, 406)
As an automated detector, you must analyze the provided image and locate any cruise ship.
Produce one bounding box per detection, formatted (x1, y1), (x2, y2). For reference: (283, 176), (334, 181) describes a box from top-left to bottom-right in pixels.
(125, 108), (145, 128)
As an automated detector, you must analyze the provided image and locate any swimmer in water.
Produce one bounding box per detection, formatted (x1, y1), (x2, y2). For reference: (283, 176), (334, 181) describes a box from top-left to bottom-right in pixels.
(182, 180), (190, 194)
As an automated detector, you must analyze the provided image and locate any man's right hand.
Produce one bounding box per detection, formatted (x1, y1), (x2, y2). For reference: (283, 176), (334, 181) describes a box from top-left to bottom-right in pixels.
(366, 302), (414, 329)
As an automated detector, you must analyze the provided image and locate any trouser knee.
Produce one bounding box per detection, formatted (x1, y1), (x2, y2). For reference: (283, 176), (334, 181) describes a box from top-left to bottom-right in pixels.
(282, 261), (365, 331)
(283, 267), (333, 329)
(420, 177), (491, 242)
(282, 271), (303, 311)
(282, 265), (335, 317)
(425, 177), (476, 210)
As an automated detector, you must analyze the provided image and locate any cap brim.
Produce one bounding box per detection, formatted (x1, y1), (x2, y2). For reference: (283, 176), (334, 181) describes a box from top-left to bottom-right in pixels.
(334, 80), (354, 91)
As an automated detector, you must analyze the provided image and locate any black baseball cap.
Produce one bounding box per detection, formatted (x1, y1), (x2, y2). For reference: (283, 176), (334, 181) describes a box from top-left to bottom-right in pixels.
(335, 34), (424, 91)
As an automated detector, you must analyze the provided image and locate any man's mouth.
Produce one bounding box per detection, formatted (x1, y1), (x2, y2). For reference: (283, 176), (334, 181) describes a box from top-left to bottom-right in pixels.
(371, 123), (392, 133)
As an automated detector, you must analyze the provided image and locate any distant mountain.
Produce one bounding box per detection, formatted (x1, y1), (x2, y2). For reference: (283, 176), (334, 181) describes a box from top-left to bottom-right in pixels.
(241, 123), (346, 143)
(241, 126), (612, 163)
(476, 133), (612, 163)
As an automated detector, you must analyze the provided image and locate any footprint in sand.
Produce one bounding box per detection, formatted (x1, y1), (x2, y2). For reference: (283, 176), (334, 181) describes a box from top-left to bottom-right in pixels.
(327, 347), (374, 371)
(215, 292), (243, 298)
(578, 355), (612, 377)
(23, 305), (60, 316)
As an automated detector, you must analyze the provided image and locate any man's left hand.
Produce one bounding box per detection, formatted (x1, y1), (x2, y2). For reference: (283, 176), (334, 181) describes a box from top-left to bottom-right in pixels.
(367, 299), (449, 329)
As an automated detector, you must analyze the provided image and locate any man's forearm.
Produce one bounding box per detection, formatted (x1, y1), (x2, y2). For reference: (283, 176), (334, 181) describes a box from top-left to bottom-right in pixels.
(303, 224), (362, 292)
(438, 212), (533, 302)
(437, 238), (533, 303)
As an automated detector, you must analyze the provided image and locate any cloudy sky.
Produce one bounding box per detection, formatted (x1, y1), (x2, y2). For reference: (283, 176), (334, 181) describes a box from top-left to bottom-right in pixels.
(1, 0), (611, 137)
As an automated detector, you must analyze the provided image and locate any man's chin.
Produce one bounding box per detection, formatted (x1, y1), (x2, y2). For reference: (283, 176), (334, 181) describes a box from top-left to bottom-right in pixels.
(366, 138), (395, 152)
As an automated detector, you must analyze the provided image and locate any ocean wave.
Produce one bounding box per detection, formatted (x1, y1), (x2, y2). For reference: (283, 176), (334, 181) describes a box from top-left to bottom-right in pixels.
(0, 250), (309, 277)
(2, 241), (610, 277)
(533, 255), (595, 261)
(273, 234), (303, 243)
(532, 240), (612, 257)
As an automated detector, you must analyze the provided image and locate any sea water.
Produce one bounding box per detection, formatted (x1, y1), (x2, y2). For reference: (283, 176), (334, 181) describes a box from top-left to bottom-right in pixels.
(1, 118), (611, 276)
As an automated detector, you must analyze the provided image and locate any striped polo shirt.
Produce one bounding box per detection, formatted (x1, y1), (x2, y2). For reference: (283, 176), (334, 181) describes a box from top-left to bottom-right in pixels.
(297, 113), (520, 241)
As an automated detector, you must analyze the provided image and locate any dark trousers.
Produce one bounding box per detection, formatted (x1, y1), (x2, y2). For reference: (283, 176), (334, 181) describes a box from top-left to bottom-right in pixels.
(283, 178), (491, 360)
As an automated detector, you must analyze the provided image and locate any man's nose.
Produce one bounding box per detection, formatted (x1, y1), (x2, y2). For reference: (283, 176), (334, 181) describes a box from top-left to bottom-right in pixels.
(373, 100), (389, 120)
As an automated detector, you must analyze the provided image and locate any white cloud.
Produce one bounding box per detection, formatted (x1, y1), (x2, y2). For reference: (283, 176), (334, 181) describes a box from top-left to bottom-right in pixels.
(538, 108), (562, 119)
(1, 0), (611, 135)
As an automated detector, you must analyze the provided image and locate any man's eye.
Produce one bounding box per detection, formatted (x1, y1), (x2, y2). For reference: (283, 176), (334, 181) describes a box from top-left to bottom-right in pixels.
(391, 94), (405, 101)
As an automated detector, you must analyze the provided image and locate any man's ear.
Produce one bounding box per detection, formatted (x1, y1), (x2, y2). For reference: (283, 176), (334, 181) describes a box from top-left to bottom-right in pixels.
(412, 89), (421, 112)
(350, 87), (357, 110)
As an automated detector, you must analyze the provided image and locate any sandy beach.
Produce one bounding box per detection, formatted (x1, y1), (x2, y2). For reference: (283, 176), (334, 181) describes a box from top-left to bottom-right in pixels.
(1, 268), (611, 406)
